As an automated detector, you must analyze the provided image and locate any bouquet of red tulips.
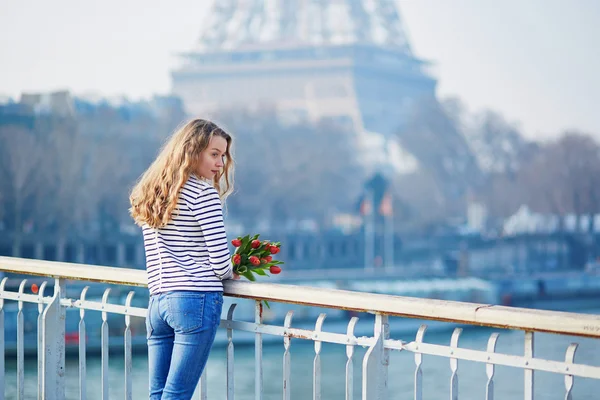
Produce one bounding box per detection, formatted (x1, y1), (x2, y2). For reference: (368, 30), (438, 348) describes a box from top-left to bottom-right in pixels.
(231, 234), (284, 281)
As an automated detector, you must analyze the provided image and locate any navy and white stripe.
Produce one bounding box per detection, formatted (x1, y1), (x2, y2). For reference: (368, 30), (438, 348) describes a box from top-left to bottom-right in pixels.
(142, 175), (233, 295)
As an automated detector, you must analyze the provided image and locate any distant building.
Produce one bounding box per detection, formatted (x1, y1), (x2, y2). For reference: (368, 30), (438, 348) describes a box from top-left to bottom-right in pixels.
(20, 90), (75, 117)
(0, 102), (35, 128)
(466, 201), (488, 233)
(171, 0), (435, 173)
(0, 94), (13, 105)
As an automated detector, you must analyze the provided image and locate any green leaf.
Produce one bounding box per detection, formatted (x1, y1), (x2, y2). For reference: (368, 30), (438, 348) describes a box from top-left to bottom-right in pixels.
(263, 300), (270, 309)
(235, 265), (247, 274)
(254, 268), (268, 276)
(239, 235), (251, 254)
(243, 271), (256, 281)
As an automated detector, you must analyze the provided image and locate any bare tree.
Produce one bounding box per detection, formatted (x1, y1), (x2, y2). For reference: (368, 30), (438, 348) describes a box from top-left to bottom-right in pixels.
(518, 132), (600, 218)
(83, 137), (136, 236)
(395, 97), (481, 223)
(26, 118), (87, 237)
(391, 168), (448, 232)
(467, 110), (535, 174)
(442, 99), (539, 220)
(0, 124), (45, 255)
(75, 105), (168, 236)
(214, 107), (364, 226)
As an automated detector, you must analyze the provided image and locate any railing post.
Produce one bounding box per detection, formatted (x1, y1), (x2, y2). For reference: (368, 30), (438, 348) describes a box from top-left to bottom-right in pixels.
(0, 277), (8, 400)
(255, 301), (263, 400)
(362, 313), (389, 400)
(101, 288), (111, 400)
(78, 286), (89, 400)
(124, 291), (135, 400)
(282, 311), (294, 400)
(42, 278), (66, 400)
(17, 280), (27, 400)
(345, 317), (359, 400)
(414, 325), (427, 400)
(524, 331), (534, 400)
(226, 304), (237, 400)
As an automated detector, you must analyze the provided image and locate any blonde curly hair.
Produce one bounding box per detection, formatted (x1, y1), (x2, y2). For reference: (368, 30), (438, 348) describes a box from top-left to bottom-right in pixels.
(129, 118), (234, 228)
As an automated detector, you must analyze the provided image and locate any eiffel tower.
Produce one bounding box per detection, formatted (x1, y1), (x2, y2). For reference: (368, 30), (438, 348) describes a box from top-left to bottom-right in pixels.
(171, 0), (436, 136)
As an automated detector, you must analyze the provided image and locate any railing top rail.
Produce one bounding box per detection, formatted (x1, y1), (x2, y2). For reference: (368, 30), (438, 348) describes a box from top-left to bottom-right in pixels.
(2, 256), (600, 338)
(0, 256), (147, 287)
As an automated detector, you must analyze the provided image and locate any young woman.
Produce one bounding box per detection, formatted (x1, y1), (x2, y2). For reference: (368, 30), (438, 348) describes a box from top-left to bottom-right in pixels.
(129, 118), (236, 399)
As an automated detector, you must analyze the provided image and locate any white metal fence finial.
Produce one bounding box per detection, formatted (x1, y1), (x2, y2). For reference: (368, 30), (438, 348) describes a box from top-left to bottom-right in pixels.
(124, 291), (135, 400)
(101, 288), (111, 400)
(78, 286), (89, 400)
(283, 310), (294, 400)
(0, 276), (7, 399)
(0, 276), (8, 293)
(564, 343), (578, 400)
(226, 303), (238, 400)
(313, 313), (327, 400)
(362, 314), (389, 400)
(524, 331), (535, 400)
(78, 286), (89, 319)
(485, 333), (500, 400)
(17, 279), (27, 298)
(41, 278), (66, 400)
(37, 281), (48, 400)
(345, 316), (359, 400)
(414, 324), (428, 400)
(37, 281), (47, 308)
(255, 301), (264, 400)
(17, 279), (27, 400)
(450, 328), (462, 400)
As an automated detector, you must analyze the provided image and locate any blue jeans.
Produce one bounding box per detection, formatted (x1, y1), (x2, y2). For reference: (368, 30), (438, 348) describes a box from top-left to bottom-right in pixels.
(146, 291), (223, 400)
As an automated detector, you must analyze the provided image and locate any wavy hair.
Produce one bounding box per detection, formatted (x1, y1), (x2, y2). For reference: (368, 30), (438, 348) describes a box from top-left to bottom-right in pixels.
(129, 118), (234, 228)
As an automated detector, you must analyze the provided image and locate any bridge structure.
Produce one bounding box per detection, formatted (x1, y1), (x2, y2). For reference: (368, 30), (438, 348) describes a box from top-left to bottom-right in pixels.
(1, 256), (600, 399)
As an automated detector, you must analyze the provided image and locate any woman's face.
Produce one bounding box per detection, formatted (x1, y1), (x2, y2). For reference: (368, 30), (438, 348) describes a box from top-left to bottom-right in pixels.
(198, 135), (228, 180)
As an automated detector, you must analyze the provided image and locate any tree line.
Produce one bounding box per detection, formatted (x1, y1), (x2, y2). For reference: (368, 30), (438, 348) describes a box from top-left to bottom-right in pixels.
(1, 94), (600, 255)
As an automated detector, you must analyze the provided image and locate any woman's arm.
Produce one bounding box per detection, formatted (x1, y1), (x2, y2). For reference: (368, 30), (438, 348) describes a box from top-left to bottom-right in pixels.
(189, 186), (234, 280)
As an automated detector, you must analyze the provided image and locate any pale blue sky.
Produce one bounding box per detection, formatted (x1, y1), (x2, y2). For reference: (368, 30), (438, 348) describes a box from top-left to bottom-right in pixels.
(1, 0), (598, 140)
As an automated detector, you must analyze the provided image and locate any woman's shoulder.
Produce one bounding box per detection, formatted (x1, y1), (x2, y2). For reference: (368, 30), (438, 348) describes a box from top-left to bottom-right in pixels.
(184, 175), (218, 198)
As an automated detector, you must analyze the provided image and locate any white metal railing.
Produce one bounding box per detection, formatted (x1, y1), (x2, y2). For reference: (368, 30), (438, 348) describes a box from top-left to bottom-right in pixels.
(1, 256), (600, 399)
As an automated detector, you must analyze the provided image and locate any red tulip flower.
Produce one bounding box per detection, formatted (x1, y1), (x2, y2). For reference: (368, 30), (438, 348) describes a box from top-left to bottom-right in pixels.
(230, 234), (285, 308)
(269, 266), (281, 274)
(249, 256), (261, 266)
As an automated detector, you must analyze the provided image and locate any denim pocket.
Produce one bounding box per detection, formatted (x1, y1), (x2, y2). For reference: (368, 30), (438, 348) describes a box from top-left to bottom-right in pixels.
(214, 293), (224, 325)
(145, 297), (154, 339)
(167, 292), (205, 333)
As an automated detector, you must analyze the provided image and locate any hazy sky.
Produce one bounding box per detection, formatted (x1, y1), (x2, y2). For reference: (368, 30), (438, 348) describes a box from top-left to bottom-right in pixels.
(1, 0), (599, 140)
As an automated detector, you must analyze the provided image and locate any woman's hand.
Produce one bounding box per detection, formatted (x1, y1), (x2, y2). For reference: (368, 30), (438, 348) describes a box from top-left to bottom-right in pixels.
(233, 273), (241, 280)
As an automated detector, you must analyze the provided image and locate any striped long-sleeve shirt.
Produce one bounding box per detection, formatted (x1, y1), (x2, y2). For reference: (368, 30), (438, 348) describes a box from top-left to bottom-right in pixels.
(142, 175), (233, 295)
